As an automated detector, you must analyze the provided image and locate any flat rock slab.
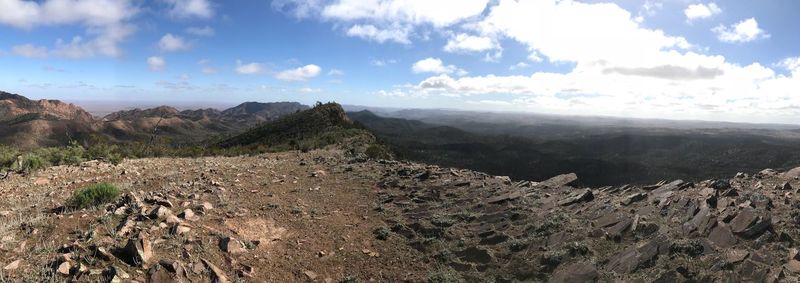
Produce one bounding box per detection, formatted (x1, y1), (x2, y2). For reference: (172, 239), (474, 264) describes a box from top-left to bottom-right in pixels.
(550, 262), (598, 283)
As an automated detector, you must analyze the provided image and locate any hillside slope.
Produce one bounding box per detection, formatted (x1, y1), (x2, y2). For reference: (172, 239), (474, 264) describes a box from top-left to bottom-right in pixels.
(0, 148), (798, 282)
(350, 110), (800, 186)
(219, 103), (377, 152)
(0, 91), (96, 148)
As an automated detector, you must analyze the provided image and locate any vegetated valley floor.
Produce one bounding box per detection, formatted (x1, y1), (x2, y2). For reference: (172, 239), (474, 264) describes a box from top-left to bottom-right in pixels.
(2, 149), (800, 282)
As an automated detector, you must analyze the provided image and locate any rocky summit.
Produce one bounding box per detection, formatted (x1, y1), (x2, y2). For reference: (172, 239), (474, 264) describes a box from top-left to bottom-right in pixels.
(0, 146), (798, 282)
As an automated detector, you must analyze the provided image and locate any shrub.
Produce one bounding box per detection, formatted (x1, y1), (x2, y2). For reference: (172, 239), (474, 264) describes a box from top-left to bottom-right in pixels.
(365, 143), (392, 160)
(373, 226), (390, 240)
(18, 154), (48, 174)
(68, 183), (121, 209)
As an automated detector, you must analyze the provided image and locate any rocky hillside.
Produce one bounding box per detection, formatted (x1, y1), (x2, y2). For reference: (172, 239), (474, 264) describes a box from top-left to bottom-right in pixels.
(0, 91), (96, 148)
(219, 102), (375, 152)
(1, 146), (799, 282)
(0, 91), (309, 147)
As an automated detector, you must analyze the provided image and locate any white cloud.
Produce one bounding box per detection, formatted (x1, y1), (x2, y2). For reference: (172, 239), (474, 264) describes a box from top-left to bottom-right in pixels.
(275, 0), (490, 44)
(371, 59), (397, 67)
(186, 26), (214, 36)
(158, 33), (191, 52)
(475, 0), (691, 64)
(327, 69), (344, 76)
(163, 0), (213, 19)
(299, 87), (322, 93)
(321, 0), (490, 27)
(346, 24), (411, 44)
(147, 56), (166, 71)
(276, 64), (322, 81)
(509, 62), (529, 71)
(412, 58), (466, 76)
(12, 44), (48, 59)
(0, 0), (138, 58)
(684, 3), (721, 21)
(370, 0), (800, 123)
(235, 60), (263, 75)
(713, 18), (769, 43)
(443, 33), (499, 53)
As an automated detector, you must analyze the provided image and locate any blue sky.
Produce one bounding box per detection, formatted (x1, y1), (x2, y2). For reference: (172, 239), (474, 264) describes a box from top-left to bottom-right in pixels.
(2, 0), (800, 123)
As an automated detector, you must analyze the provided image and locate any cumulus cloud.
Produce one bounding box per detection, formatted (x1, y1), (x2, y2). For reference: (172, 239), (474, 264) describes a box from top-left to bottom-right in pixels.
(713, 18), (769, 43)
(0, 0), (138, 58)
(147, 56), (166, 71)
(12, 44), (48, 59)
(276, 64), (322, 81)
(186, 26), (214, 36)
(158, 33), (191, 52)
(327, 69), (344, 76)
(684, 3), (721, 21)
(346, 24), (411, 44)
(412, 58), (467, 76)
(163, 0), (213, 19)
(370, 0), (800, 122)
(274, 0), (490, 44)
(509, 62), (529, 71)
(443, 33), (499, 53)
(235, 60), (263, 75)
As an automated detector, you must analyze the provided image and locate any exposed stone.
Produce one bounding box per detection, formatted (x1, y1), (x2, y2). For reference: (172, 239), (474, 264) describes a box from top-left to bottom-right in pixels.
(219, 237), (245, 254)
(558, 189), (594, 206)
(148, 205), (172, 219)
(550, 262), (598, 283)
(179, 209), (199, 221)
(621, 192), (647, 206)
(708, 223), (737, 248)
(201, 259), (230, 283)
(120, 236), (152, 266)
(3, 259), (21, 270)
(56, 261), (71, 275)
(730, 208), (771, 238)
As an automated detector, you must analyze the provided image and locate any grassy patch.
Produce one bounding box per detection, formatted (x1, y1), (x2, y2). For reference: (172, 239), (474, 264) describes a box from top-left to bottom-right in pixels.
(67, 183), (121, 209)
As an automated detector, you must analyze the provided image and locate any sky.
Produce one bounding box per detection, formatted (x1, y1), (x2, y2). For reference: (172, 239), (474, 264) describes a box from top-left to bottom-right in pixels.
(1, 0), (800, 123)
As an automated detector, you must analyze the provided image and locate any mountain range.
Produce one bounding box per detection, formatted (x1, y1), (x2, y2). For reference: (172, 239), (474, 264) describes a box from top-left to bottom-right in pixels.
(0, 91), (308, 148)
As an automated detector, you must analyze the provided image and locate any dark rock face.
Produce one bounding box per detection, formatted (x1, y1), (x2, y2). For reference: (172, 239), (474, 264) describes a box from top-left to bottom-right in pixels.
(374, 158), (800, 281)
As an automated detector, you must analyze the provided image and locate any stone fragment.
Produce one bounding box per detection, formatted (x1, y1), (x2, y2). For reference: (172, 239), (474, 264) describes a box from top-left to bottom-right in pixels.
(550, 262), (598, 283)
(3, 259), (21, 270)
(730, 208), (771, 238)
(56, 261), (71, 275)
(219, 237), (245, 254)
(708, 223), (737, 248)
(558, 189), (594, 206)
(120, 237), (152, 266)
(201, 259), (230, 283)
(621, 192), (647, 206)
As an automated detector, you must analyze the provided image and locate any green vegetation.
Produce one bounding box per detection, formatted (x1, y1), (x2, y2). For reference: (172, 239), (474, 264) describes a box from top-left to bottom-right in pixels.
(67, 183), (121, 209)
(427, 267), (461, 283)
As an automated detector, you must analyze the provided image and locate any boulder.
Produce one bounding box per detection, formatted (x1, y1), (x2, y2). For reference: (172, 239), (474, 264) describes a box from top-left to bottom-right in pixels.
(708, 223), (737, 249)
(730, 208), (771, 238)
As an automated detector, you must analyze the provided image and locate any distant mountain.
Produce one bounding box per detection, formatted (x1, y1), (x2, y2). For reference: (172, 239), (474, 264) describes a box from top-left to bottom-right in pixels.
(219, 103), (375, 151)
(220, 102), (309, 122)
(0, 91), (96, 148)
(0, 91), (311, 148)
